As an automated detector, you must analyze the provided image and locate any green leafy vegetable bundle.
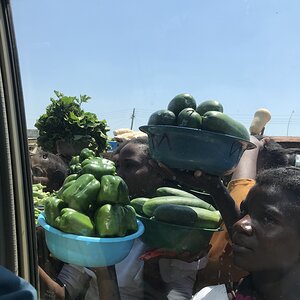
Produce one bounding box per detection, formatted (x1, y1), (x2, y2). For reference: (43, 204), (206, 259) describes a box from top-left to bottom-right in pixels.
(35, 90), (110, 154)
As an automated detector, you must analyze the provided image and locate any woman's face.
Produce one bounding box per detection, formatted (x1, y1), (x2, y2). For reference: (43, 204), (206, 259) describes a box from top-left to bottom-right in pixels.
(232, 185), (300, 273)
(31, 151), (50, 186)
(31, 151), (67, 192)
(114, 142), (164, 198)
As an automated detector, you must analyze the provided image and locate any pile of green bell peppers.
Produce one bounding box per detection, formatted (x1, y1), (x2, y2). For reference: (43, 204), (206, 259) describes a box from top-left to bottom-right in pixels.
(43, 148), (138, 238)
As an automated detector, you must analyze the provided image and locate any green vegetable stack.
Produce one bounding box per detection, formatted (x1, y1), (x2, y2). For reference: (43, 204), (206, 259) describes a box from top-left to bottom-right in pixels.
(33, 183), (50, 225)
(33, 183), (50, 206)
(130, 186), (222, 230)
(43, 148), (138, 238)
(147, 94), (250, 141)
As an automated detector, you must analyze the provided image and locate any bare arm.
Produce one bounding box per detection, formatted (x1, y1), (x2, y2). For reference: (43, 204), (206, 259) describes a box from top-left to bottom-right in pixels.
(231, 136), (267, 180)
(193, 171), (239, 238)
(38, 266), (65, 299)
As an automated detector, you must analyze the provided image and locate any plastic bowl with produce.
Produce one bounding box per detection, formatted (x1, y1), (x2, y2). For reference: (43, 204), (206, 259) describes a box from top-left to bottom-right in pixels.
(38, 213), (144, 267)
(139, 125), (256, 176)
(137, 214), (221, 253)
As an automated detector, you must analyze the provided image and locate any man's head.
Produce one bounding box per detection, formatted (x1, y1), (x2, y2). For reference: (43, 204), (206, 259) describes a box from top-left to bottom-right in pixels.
(232, 167), (300, 273)
(112, 137), (168, 198)
(31, 150), (68, 192)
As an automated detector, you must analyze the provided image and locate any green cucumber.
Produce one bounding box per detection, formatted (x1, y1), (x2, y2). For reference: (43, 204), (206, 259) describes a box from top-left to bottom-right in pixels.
(167, 93), (197, 116)
(192, 207), (222, 229)
(196, 100), (224, 116)
(130, 197), (150, 216)
(156, 187), (198, 199)
(202, 111), (250, 141)
(142, 195), (216, 217)
(153, 204), (222, 229)
(153, 204), (198, 226)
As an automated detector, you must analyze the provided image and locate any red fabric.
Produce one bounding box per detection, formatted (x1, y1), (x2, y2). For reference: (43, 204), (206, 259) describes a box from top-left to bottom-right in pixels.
(139, 249), (177, 261)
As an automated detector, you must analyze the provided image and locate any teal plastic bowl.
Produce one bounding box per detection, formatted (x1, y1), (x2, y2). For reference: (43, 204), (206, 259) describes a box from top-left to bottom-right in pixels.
(139, 125), (256, 176)
(38, 213), (144, 267)
(137, 215), (221, 254)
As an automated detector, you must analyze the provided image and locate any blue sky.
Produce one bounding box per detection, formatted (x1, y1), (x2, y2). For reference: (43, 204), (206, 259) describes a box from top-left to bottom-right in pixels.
(11, 0), (300, 137)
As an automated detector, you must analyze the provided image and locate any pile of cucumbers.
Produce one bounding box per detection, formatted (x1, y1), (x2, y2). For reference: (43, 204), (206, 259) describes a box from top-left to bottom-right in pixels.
(148, 93), (250, 141)
(130, 186), (222, 230)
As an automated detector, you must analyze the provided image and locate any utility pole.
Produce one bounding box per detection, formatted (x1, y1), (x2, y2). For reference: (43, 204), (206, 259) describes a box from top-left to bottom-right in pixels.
(287, 110), (294, 136)
(130, 108), (135, 130)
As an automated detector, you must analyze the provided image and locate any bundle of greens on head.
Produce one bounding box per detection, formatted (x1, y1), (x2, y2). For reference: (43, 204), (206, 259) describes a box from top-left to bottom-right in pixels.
(35, 90), (109, 154)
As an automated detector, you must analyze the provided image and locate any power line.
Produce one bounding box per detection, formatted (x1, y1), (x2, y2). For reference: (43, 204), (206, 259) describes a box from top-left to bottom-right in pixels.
(287, 110), (295, 136)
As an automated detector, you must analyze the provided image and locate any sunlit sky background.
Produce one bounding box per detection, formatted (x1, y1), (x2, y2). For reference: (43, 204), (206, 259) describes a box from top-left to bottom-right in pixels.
(11, 0), (300, 137)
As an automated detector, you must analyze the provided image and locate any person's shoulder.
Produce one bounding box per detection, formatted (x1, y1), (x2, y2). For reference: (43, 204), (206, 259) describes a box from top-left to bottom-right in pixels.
(0, 266), (37, 300)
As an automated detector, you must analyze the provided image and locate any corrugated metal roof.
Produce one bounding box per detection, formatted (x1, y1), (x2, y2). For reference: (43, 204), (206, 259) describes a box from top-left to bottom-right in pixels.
(270, 136), (300, 149)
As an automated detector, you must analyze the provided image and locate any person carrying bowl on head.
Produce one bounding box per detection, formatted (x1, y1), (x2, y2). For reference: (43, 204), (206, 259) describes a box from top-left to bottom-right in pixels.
(108, 136), (211, 300)
(191, 136), (292, 293)
(110, 134), (294, 300)
(39, 136), (209, 300)
(165, 135), (300, 299)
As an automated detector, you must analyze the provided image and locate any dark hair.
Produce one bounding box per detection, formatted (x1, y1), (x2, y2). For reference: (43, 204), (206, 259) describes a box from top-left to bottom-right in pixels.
(256, 166), (300, 205)
(108, 136), (150, 161)
(116, 136), (149, 151)
(257, 140), (289, 171)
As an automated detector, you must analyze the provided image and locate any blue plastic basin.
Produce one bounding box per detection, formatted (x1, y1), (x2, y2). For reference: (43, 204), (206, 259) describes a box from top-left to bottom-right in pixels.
(140, 125), (256, 176)
(38, 213), (144, 267)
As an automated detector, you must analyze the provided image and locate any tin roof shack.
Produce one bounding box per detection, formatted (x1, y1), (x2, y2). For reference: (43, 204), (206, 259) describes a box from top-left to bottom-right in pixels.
(271, 136), (300, 149)
(270, 136), (300, 167)
(27, 129), (39, 153)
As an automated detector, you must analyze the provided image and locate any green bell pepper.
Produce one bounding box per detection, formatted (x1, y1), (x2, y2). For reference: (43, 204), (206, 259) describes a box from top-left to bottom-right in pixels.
(56, 179), (76, 198)
(125, 205), (139, 232)
(64, 173), (79, 184)
(97, 175), (130, 205)
(80, 160), (116, 181)
(69, 155), (80, 166)
(94, 204), (138, 237)
(81, 156), (115, 167)
(55, 208), (95, 236)
(69, 163), (82, 174)
(79, 148), (95, 162)
(62, 174), (100, 213)
(44, 196), (68, 227)
(60, 207), (77, 214)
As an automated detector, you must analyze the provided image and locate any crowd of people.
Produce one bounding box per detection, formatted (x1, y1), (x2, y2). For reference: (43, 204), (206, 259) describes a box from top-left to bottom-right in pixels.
(25, 127), (300, 300)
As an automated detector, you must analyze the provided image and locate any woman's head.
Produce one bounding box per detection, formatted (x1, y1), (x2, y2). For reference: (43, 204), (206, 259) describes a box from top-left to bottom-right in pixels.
(112, 137), (168, 198)
(232, 167), (300, 273)
(31, 150), (68, 192)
